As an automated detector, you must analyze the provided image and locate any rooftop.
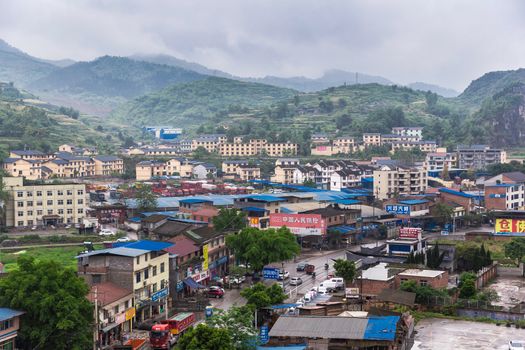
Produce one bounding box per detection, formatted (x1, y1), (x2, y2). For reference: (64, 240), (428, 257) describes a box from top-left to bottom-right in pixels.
(0, 308), (24, 322)
(398, 269), (446, 278)
(439, 187), (476, 198)
(398, 199), (429, 205)
(88, 282), (132, 306)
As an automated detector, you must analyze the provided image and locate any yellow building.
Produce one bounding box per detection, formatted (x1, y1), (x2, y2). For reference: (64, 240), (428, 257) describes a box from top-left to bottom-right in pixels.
(93, 156), (124, 176)
(373, 165), (428, 200)
(9, 150), (51, 160)
(221, 160), (261, 181)
(363, 133), (382, 147)
(218, 139), (298, 157)
(3, 177), (87, 227)
(43, 155), (95, 178)
(2, 158), (44, 180)
(58, 144), (98, 156)
(191, 134), (227, 152)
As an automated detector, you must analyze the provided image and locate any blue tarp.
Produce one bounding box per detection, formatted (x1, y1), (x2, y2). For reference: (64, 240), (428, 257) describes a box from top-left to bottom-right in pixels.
(183, 277), (206, 289)
(113, 240), (173, 251)
(269, 303), (301, 309)
(329, 225), (356, 234)
(240, 206), (267, 212)
(363, 316), (399, 341)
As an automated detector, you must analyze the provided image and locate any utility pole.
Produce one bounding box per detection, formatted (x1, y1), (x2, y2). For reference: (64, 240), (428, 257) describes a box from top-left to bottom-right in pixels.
(93, 286), (99, 350)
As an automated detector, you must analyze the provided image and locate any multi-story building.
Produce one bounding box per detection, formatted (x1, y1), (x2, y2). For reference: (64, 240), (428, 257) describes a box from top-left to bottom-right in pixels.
(425, 152), (457, 171)
(333, 136), (358, 153)
(0, 308), (24, 350)
(191, 134), (227, 152)
(373, 165), (428, 200)
(457, 145), (506, 170)
(9, 150), (51, 161)
(311, 133), (330, 145)
(218, 139), (297, 157)
(135, 158), (200, 181)
(44, 152), (95, 178)
(363, 133), (382, 147)
(3, 177), (87, 227)
(58, 144), (98, 156)
(192, 164), (217, 179)
(223, 161), (262, 181)
(93, 156), (124, 176)
(77, 240), (172, 322)
(485, 184), (525, 211)
(390, 140), (437, 153)
(2, 157), (44, 180)
(391, 127), (423, 141)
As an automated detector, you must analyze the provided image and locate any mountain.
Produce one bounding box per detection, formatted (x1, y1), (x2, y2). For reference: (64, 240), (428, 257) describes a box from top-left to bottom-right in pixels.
(0, 39), (58, 86)
(110, 77), (297, 126)
(28, 56), (207, 115)
(408, 82), (459, 98)
(459, 68), (525, 105)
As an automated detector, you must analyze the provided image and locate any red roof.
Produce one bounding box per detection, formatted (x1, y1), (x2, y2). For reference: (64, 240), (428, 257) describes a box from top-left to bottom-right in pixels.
(165, 235), (200, 256)
(191, 208), (219, 217)
(88, 282), (132, 306)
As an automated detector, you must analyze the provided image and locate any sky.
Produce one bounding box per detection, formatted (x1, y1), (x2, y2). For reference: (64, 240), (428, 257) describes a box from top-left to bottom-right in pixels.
(1, 0), (524, 91)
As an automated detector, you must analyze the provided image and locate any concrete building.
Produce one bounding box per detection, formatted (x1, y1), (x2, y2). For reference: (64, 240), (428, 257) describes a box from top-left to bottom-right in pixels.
(485, 184), (525, 211)
(390, 140), (437, 153)
(135, 158), (199, 181)
(9, 150), (51, 160)
(457, 145), (506, 170)
(218, 139), (298, 157)
(77, 241), (172, 322)
(396, 269), (448, 289)
(191, 134), (227, 152)
(439, 188), (478, 213)
(483, 171), (525, 186)
(93, 156), (124, 176)
(373, 165), (428, 200)
(192, 163), (217, 179)
(58, 144), (97, 156)
(363, 133), (382, 147)
(392, 127), (423, 141)
(271, 159), (301, 184)
(221, 160), (261, 181)
(2, 157), (44, 180)
(3, 177), (87, 228)
(0, 308), (24, 350)
(425, 152), (457, 171)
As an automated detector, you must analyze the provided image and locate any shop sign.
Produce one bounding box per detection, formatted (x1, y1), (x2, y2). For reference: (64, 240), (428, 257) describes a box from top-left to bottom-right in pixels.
(176, 281), (184, 292)
(203, 244), (209, 270)
(495, 218), (525, 236)
(151, 288), (169, 302)
(386, 205), (410, 215)
(115, 312), (126, 324)
(399, 227), (421, 239)
(262, 267), (280, 280)
(192, 270), (209, 282)
(125, 307), (136, 321)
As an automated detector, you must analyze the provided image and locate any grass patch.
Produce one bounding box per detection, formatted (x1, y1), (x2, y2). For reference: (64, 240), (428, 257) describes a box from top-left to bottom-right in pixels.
(0, 245), (103, 272)
(411, 311), (500, 325)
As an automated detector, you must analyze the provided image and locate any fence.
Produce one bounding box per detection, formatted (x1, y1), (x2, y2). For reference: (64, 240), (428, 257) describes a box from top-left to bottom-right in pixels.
(475, 262), (498, 289)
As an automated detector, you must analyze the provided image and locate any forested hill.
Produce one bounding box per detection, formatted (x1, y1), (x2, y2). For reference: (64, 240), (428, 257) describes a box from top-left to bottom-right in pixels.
(459, 68), (525, 106)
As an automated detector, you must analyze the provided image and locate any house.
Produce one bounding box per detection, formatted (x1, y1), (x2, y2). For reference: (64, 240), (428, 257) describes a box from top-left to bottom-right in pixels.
(425, 152), (457, 171)
(165, 235), (202, 298)
(88, 282), (134, 348)
(271, 159), (301, 184)
(2, 157), (44, 180)
(58, 144), (97, 156)
(77, 240), (172, 322)
(93, 156), (124, 176)
(234, 195), (286, 229)
(192, 163), (217, 179)
(363, 133), (382, 147)
(395, 269), (448, 289)
(190, 208), (219, 226)
(439, 188), (478, 213)
(485, 184), (525, 210)
(483, 171), (525, 186)
(0, 308), (24, 350)
(9, 150), (51, 160)
(391, 127), (423, 141)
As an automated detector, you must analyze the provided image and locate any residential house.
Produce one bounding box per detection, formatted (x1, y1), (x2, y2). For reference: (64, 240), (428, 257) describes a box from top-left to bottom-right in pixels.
(425, 152), (457, 171)
(485, 184), (525, 210)
(0, 308), (24, 350)
(192, 163), (217, 179)
(93, 156), (124, 176)
(457, 145), (506, 170)
(373, 165), (428, 200)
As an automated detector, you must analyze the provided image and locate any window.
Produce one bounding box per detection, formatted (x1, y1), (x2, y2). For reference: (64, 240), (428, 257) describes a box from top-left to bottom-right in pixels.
(92, 275), (102, 284)
(125, 300), (129, 309)
(36, 191), (42, 197)
(0, 318), (13, 331)
(27, 191), (32, 197)
(67, 190), (73, 196)
(17, 202), (23, 207)
(67, 209), (73, 214)
(27, 210), (33, 216)
(145, 253), (148, 262)
(47, 210), (53, 215)
(36, 200), (42, 206)
(135, 272), (141, 283)
(136, 256), (140, 264)
(57, 190), (63, 196)
(57, 200), (64, 205)
(47, 200), (53, 205)
(77, 209), (83, 214)
(27, 201), (33, 207)
(67, 199), (73, 205)
(153, 266), (157, 276)
(160, 263), (165, 273)
(27, 220), (33, 226)
(160, 279), (166, 289)
(47, 191), (53, 196)
(78, 199), (83, 204)
(17, 221), (24, 226)
(17, 211), (23, 217)
(420, 280), (428, 286)
(78, 190), (84, 195)
(58, 209), (64, 214)
(144, 268), (149, 279)
(114, 305), (119, 314)
(17, 191), (23, 198)
(37, 210), (43, 215)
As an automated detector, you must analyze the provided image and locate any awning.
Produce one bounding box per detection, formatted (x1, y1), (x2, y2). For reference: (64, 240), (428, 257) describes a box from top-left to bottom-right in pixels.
(241, 207), (266, 212)
(183, 277), (206, 289)
(101, 322), (119, 333)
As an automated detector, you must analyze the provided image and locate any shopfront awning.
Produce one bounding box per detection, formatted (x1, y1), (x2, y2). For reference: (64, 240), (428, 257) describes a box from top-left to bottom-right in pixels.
(183, 277), (206, 289)
(101, 322), (118, 333)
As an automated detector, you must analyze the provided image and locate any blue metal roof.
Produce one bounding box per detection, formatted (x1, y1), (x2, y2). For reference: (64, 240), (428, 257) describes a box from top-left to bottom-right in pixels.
(168, 218), (208, 224)
(398, 199), (429, 205)
(270, 303), (301, 309)
(280, 207), (295, 214)
(128, 217), (142, 223)
(244, 195), (286, 202)
(179, 198), (213, 204)
(142, 211), (180, 217)
(329, 225), (356, 234)
(487, 184), (514, 187)
(76, 247), (147, 258)
(334, 199), (361, 205)
(0, 308), (24, 322)
(241, 206), (267, 212)
(363, 316), (399, 341)
(439, 187), (475, 198)
(114, 240), (173, 251)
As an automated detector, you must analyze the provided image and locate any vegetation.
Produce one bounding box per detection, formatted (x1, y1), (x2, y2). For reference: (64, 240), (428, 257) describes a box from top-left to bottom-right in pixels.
(400, 280), (448, 304)
(134, 184), (158, 211)
(458, 272), (477, 299)
(456, 242), (493, 272)
(432, 203), (454, 226)
(0, 256), (93, 350)
(213, 208), (247, 232)
(206, 306), (257, 349)
(177, 323), (234, 350)
(240, 282), (287, 309)
(226, 227), (300, 272)
(426, 244), (446, 269)
(333, 259), (356, 285)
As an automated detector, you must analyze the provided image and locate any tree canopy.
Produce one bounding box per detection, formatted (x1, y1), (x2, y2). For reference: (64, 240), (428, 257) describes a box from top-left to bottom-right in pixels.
(177, 323), (234, 350)
(333, 259), (356, 285)
(240, 283), (287, 309)
(0, 256), (93, 350)
(135, 184), (158, 212)
(206, 306), (257, 349)
(213, 208), (247, 232)
(226, 227), (300, 272)
(400, 280), (448, 304)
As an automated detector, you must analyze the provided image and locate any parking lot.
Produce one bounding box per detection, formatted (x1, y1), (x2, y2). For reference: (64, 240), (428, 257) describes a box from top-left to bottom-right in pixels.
(413, 318), (525, 349)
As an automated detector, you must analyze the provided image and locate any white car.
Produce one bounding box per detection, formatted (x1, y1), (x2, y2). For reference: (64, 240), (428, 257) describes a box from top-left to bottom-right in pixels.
(510, 340), (525, 350)
(289, 277), (303, 286)
(99, 229), (116, 236)
(278, 270), (290, 280)
(231, 275), (246, 284)
(116, 236), (131, 242)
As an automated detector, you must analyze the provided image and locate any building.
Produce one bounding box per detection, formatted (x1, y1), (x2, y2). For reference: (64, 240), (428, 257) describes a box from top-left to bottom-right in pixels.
(390, 140), (437, 153)
(144, 126), (183, 140)
(2, 157), (44, 180)
(89, 282), (135, 348)
(77, 240), (172, 322)
(9, 150), (51, 160)
(333, 136), (358, 153)
(395, 269), (448, 289)
(271, 159), (301, 184)
(192, 164), (217, 179)
(135, 160), (168, 181)
(386, 227), (427, 256)
(234, 195), (286, 229)
(58, 144), (97, 156)
(221, 160), (261, 181)
(3, 177), (87, 228)
(457, 145), (506, 170)
(485, 184), (525, 211)
(392, 127), (423, 141)
(93, 156), (124, 176)
(439, 188), (479, 213)
(425, 152), (457, 171)
(0, 308), (24, 350)
(373, 165), (428, 200)
(385, 199), (431, 218)
(218, 139), (298, 157)
(363, 133), (382, 147)
(191, 134), (227, 152)
(483, 171), (525, 186)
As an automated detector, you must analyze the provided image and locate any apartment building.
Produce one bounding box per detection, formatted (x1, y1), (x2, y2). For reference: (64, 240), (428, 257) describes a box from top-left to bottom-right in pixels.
(391, 127), (423, 141)
(192, 164), (217, 179)
(485, 184), (525, 210)
(2, 157), (44, 180)
(363, 133), (382, 147)
(0, 308), (24, 350)
(330, 169), (363, 191)
(373, 165), (428, 200)
(3, 177), (87, 227)
(77, 240), (172, 323)
(311, 133), (330, 145)
(45, 152), (95, 177)
(222, 161), (262, 181)
(135, 158), (200, 180)
(333, 136), (358, 153)
(425, 152), (457, 171)
(390, 140), (437, 153)
(271, 158), (301, 184)
(58, 144), (97, 156)
(218, 139), (298, 157)
(457, 145), (506, 170)
(94, 156), (124, 176)
(9, 150), (51, 160)
(191, 134), (227, 152)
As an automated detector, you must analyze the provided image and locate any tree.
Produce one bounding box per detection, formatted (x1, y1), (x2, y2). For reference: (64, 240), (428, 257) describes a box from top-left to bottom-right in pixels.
(441, 162), (450, 181)
(333, 259), (356, 285)
(302, 179), (316, 188)
(135, 184), (158, 212)
(504, 237), (525, 275)
(432, 203), (454, 226)
(177, 323), (234, 350)
(400, 280), (448, 304)
(226, 227), (300, 272)
(0, 257), (93, 350)
(240, 283), (287, 309)
(206, 306), (257, 349)
(213, 209), (247, 232)
(426, 244), (445, 269)
(193, 146), (211, 160)
(458, 272), (477, 299)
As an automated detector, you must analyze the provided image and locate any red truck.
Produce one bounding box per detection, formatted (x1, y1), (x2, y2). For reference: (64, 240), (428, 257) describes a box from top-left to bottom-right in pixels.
(149, 312), (196, 349)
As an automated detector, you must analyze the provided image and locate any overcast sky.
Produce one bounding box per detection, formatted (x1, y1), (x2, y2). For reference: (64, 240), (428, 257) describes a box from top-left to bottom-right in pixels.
(1, 0), (524, 91)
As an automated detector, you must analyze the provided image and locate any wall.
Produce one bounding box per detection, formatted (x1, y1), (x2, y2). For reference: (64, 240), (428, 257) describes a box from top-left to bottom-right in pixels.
(457, 308), (524, 321)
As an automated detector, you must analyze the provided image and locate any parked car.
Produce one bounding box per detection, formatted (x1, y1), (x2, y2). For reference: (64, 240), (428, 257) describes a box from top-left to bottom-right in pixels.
(231, 275), (246, 284)
(99, 229), (116, 236)
(207, 286), (225, 298)
(289, 277), (303, 286)
(296, 262), (308, 271)
(116, 236), (131, 242)
(509, 340), (525, 350)
(278, 270), (290, 280)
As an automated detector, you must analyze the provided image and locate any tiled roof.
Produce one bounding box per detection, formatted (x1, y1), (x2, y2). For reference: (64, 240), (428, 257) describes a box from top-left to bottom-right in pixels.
(88, 282), (132, 306)
(165, 235), (200, 256)
(0, 308), (24, 321)
(94, 155), (121, 162)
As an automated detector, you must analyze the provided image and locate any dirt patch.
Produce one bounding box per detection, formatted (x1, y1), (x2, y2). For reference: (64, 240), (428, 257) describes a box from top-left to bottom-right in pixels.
(489, 277), (525, 309)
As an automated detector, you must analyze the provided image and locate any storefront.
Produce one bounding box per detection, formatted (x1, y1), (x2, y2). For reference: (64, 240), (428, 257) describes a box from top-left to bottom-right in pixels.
(98, 307), (135, 348)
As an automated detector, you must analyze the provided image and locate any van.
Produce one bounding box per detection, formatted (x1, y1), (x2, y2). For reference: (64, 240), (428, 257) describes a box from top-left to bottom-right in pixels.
(319, 278), (344, 291)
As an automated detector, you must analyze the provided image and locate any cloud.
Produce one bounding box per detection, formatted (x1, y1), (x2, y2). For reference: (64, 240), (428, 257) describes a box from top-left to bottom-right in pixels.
(0, 0), (524, 90)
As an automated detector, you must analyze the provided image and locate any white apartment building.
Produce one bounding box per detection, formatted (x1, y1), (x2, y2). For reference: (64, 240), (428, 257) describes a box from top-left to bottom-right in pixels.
(425, 152), (457, 171)
(391, 127), (423, 141)
(373, 165), (428, 200)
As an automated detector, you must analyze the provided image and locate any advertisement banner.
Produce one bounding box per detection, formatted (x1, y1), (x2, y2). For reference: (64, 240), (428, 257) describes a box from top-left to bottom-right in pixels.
(385, 204), (410, 215)
(495, 218), (525, 235)
(399, 227), (421, 239)
(262, 267), (280, 280)
(249, 217), (260, 227)
(269, 213), (326, 236)
(125, 307), (136, 321)
(115, 312), (126, 325)
(203, 244), (209, 271)
(151, 288), (169, 302)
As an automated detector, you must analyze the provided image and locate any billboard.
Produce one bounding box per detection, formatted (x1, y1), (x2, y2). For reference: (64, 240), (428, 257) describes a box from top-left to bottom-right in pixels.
(262, 267), (280, 280)
(385, 204), (410, 215)
(202, 244), (209, 270)
(399, 227), (421, 239)
(495, 218), (525, 236)
(269, 213), (326, 236)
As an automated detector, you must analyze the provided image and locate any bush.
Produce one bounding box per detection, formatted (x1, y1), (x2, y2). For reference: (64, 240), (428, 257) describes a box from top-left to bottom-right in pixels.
(48, 235), (66, 243)
(19, 235), (41, 242)
(0, 235), (9, 243)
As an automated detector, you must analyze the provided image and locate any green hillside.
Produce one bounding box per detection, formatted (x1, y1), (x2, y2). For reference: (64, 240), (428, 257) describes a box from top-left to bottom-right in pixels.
(0, 50), (57, 87)
(111, 77), (297, 126)
(28, 56), (206, 114)
(459, 68), (525, 106)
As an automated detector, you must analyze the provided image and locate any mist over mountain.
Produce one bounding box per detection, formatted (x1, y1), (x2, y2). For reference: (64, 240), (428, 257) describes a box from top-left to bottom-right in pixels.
(408, 82), (459, 98)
